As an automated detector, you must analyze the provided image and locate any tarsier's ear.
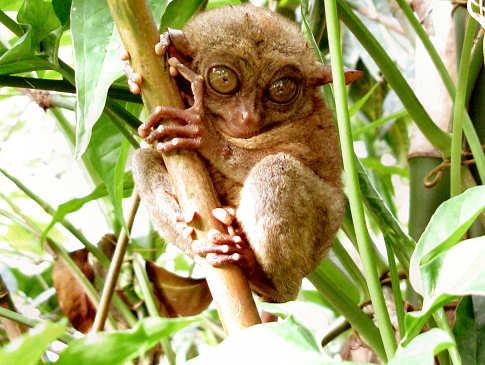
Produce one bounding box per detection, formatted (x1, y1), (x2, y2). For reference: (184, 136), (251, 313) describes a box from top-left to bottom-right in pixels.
(309, 63), (363, 86)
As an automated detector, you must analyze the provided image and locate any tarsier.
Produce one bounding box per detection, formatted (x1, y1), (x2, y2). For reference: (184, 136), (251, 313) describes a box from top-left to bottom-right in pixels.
(129, 4), (360, 303)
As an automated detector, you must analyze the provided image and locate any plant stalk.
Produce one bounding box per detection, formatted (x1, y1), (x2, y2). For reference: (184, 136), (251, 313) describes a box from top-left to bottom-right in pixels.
(324, 0), (396, 359)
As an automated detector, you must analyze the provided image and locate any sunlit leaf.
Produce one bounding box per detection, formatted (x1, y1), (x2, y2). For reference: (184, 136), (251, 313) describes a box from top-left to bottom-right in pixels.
(56, 317), (199, 365)
(71, 0), (165, 157)
(389, 329), (453, 365)
(410, 185), (485, 295)
(0, 321), (66, 365)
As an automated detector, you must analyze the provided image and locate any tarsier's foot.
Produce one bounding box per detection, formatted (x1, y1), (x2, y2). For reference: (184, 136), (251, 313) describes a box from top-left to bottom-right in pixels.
(120, 49), (142, 95)
(194, 208), (259, 276)
(138, 57), (205, 153)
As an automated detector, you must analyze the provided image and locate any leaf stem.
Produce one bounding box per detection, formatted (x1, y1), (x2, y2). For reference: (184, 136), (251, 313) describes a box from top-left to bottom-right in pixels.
(324, 0), (396, 359)
(451, 17), (478, 197)
(0, 10), (23, 37)
(0, 75), (141, 103)
(383, 237), (405, 339)
(0, 307), (75, 343)
(92, 194), (140, 332)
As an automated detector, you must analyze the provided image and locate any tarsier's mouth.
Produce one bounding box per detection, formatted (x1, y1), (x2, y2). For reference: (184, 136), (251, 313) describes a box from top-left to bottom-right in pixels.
(212, 115), (263, 139)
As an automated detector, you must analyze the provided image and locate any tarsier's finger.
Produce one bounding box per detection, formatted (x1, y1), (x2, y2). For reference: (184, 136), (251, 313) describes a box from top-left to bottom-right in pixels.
(154, 32), (170, 56)
(212, 208), (235, 226)
(193, 244), (240, 257)
(146, 124), (200, 144)
(208, 229), (242, 245)
(204, 253), (241, 267)
(155, 137), (202, 153)
(122, 63), (142, 94)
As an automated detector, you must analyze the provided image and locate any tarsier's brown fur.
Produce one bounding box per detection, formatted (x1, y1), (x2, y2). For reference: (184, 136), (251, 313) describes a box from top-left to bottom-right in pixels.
(132, 4), (346, 302)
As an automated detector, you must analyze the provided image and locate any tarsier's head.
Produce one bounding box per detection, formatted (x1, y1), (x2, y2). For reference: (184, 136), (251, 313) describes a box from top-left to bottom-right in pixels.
(181, 4), (355, 139)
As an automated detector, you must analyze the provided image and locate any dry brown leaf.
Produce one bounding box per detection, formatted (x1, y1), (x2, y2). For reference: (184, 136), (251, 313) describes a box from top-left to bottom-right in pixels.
(52, 249), (95, 333)
(146, 260), (212, 317)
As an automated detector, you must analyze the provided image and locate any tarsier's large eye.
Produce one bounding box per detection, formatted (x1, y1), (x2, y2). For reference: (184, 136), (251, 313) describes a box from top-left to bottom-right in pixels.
(267, 77), (299, 104)
(208, 66), (239, 94)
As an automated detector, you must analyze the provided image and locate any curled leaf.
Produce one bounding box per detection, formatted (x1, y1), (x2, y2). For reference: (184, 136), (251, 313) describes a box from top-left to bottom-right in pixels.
(146, 260), (212, 317)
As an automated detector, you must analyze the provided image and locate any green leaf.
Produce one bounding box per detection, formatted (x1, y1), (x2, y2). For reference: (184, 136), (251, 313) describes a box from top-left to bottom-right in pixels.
(187, 317), (334, 365)
(453, 296), (485, 364)
(0, 222), (43, 254)
(349, 82), (380, 118)
(113, 138), (130, 232)
(0, 30), (52, 75)
(0, 320), (66, 365)
(84, 114), (128, 230)
(71, 0), (165, 157)
(52, 0), (72, 25)
(17, 0), (61, 47)
(360, 157), (409, 178)
(406, 235), (485, 343)
(206, 0), (241, 9)
(56, 317), (198, 365)
(410, 185), (485, 295)
(0, 0), (23, 11)
(388, 329), (453, 365)
(0, 0), (64, 75)
(160, 0), (205, 31)
(71, 0), (124, 157)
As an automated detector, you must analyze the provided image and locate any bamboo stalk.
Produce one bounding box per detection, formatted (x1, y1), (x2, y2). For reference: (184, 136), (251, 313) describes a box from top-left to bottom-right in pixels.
(105, 0), (260, 332)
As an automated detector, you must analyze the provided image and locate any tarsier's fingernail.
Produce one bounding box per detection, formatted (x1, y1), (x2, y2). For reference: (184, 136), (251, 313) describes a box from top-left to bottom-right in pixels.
(129, 82), (140, 95)
(183, 226), (194, 238)
(232, 253), (240, 261)
(221, 245), (229, 253)
(233, 236), (242, 243)
(154, 43), (164, 56)
(169, 66), (178, 77)
(213, 208), (234, 226)
(131, 72), (142, 84)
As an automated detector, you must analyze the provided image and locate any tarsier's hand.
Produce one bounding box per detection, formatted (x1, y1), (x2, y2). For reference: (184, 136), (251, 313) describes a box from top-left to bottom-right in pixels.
(137, 56), (205, 153)
(122, 29), (205, 153)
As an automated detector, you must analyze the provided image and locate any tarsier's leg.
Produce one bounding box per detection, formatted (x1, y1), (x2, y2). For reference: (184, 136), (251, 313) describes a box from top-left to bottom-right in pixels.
(132, 149), (195, 254)
(236, 153), (345, 302)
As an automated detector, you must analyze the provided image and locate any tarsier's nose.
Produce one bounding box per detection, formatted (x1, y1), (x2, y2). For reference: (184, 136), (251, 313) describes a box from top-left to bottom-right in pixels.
(238, 96), (261, 126)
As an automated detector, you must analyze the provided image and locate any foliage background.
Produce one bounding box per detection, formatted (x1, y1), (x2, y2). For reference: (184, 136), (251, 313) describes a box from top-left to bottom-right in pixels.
(0, 0), (484, 364)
